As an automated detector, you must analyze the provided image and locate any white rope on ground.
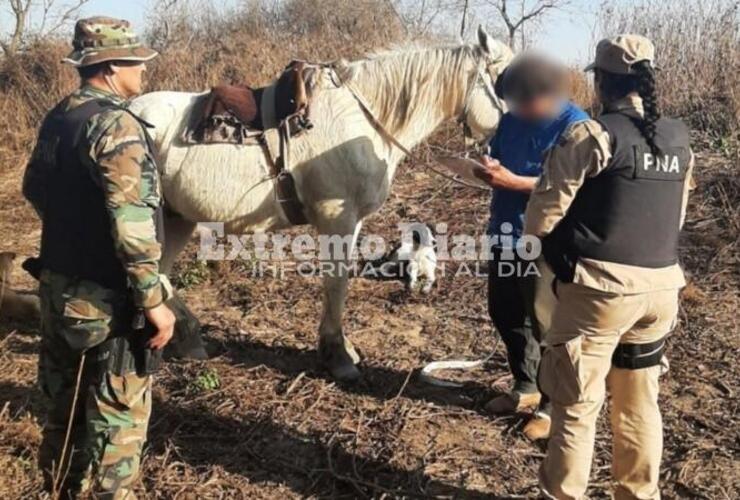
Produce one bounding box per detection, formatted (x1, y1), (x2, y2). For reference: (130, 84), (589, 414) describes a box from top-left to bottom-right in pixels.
(419, 335), (501, 388)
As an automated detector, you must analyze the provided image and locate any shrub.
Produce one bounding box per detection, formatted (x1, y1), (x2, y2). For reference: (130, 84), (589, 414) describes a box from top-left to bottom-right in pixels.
(598, 0), (739, 144)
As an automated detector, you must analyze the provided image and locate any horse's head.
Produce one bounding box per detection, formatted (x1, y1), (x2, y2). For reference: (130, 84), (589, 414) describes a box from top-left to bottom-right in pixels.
(460, 26), (513, 145)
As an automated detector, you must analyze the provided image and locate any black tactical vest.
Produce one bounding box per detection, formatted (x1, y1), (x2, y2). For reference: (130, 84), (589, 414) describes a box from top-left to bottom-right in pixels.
(37, 99), (164, 291)
(542, 112), (691, 282)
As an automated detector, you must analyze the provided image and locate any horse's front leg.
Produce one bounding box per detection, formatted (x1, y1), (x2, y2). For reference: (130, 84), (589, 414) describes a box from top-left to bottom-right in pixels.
(160, 212), (209, 360)
(316, 216), (363, 382)
(161, 212), (196, 275)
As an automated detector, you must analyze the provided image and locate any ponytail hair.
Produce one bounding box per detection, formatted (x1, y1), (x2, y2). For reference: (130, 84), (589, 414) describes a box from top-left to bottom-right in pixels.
(632, 61), (661, 155)
(596, 61), (662, 155)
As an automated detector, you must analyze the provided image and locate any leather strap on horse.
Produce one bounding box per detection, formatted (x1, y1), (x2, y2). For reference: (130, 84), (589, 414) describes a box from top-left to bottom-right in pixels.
(274, 120), (308, 225)
(342, 82), (489, 192)
(260, 83), (308, 226)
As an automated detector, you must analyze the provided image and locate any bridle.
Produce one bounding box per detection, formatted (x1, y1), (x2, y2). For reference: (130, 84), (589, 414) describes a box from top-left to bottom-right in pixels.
(458, 58), (507, 155)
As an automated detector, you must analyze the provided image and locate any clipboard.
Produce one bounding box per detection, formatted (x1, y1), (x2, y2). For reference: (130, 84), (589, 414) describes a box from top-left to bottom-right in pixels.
(435, 156), (492, 189)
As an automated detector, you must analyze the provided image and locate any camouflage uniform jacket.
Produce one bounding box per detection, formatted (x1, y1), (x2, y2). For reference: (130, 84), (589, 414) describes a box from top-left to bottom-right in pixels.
(24, 85), (165, 309)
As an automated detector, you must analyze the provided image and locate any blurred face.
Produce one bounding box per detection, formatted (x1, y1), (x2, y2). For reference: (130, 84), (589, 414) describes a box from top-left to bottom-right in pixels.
(110, 61), (147, 98)
(508, 93), (562, 122)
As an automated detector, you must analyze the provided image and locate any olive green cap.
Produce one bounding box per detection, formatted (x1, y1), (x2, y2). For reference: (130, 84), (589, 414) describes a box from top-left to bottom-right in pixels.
(63, 16), (158, 67)
(585, 34), (655, 75)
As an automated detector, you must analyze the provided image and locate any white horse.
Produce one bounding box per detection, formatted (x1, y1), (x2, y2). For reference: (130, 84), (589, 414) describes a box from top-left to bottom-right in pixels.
(131, 26), (511, 381)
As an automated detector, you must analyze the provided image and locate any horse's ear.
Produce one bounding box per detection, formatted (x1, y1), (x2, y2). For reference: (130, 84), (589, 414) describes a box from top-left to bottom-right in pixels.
(477, 25), (492, 55)
(477, 27), (514, 69)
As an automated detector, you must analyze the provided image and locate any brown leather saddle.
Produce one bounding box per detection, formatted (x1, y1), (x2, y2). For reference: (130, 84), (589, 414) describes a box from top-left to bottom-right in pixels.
(182, 61), (321, 226)
(184, 60), (313, 145)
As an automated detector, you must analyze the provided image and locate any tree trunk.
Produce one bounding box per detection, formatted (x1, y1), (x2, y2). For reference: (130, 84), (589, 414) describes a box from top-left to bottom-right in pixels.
(460, 0), (469, 38)
(4, 2), (29, 57)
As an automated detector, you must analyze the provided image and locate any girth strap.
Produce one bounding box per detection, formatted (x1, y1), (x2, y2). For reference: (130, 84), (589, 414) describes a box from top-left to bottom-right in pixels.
(260, 83), (308, 226)
(612, 336), (666, 370)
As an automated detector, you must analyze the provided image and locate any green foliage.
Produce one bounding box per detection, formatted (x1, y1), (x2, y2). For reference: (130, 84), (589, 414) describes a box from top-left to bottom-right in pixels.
(712, 135), (739, 160)
(172, 260), (210, 289)
(191, 368), (221, 393)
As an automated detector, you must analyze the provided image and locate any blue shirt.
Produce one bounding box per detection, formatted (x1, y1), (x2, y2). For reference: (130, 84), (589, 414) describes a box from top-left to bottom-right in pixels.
(487, 101), (589, 244)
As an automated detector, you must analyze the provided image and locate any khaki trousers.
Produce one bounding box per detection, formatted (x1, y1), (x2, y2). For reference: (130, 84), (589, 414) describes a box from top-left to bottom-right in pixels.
(538, 283), (679, 500)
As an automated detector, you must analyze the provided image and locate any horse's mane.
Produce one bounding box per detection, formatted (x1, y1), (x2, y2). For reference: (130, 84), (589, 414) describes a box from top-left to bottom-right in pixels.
(334, 44), (481, 135)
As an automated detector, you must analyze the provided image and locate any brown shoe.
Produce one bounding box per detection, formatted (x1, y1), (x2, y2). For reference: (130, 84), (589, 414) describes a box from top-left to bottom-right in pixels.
(484, 392), (541, 415)
(523, 413), (551, 440)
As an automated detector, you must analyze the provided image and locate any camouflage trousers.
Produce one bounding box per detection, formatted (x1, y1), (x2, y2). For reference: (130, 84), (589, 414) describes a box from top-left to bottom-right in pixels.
(38, 271), (152, 499)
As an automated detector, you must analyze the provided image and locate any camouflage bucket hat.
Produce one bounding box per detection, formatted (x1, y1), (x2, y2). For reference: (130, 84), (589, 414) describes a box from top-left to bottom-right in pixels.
(584, 34), (655, 75)
(63, 16), (158, 67)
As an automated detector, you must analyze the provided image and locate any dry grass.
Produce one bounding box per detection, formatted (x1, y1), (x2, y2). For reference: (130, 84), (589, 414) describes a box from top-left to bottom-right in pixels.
(142, 0), (405, 91)
(567, 68), (597, 113)
(0, 1), (738, 498)
(0, 146), (737, 498)
(599, 0), (740, 155)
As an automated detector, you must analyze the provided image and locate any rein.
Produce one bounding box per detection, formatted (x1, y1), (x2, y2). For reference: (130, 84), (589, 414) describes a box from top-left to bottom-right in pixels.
(459, 63), (505, 153)
(341, 61), (503, 193)
(342, 62), (513, 387)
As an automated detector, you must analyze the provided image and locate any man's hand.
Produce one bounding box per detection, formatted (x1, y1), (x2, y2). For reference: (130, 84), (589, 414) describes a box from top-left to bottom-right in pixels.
(145, 302), (176, 350)
(474, 156), (537, 193)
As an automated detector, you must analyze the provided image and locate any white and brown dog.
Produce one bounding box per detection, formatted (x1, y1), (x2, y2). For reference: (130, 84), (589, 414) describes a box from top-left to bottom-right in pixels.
(362, 223), (437, 294)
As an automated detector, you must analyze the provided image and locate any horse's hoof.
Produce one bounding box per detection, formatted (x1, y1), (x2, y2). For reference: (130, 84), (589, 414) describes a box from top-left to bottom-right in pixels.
(330, 362), (362, 383)
(319, 337), (362, 382)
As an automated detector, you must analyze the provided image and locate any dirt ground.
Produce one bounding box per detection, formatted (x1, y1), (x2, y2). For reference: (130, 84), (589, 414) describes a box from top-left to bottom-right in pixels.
(0, 135), (738, 498)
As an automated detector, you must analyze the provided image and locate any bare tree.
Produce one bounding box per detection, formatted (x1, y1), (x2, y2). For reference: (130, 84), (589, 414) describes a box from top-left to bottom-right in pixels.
(392, 0), (466, 37)
(2, 0), (32, 56)
(487, 0), (569, 49)
(460, 0), (470, 38)
(1, 0), (89, 56)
